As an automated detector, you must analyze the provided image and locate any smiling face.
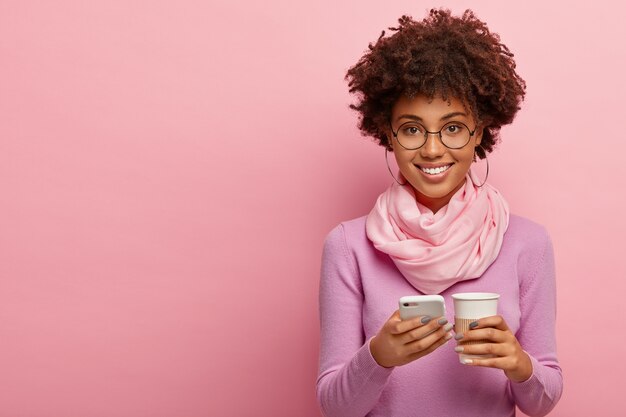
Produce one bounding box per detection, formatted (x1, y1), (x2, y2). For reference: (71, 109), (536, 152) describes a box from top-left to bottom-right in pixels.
(389, 94), (482, 213)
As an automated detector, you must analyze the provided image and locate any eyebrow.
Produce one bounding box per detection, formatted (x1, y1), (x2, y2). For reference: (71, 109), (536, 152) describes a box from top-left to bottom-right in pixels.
(396, 112), (468, 123)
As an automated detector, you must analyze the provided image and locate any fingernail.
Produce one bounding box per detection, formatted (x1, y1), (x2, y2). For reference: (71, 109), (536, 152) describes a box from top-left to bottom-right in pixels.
(444, 333), (453, 341)
(443, 323), (453, 332)
(454, 333), (464, 340)
(421, 316), (432, 324)
(462, 358), (473, 365)
(437, 317), (448, 325)
(469, 321), (479, 329)
(454, 346), (464, 353)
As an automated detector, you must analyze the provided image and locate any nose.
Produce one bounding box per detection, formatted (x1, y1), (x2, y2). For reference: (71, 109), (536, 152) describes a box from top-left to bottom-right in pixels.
(420, 132), (446, 158)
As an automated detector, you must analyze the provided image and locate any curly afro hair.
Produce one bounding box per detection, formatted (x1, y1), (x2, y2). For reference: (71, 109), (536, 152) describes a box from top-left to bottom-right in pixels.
(345, 9), (526, 159)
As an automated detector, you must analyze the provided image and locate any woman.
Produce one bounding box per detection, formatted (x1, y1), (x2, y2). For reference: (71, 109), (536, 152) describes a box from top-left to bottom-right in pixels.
(317, 9), (563, 417)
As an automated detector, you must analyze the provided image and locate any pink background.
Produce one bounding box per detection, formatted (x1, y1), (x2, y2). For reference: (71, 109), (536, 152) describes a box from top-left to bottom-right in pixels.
(0, 1), (623, 416)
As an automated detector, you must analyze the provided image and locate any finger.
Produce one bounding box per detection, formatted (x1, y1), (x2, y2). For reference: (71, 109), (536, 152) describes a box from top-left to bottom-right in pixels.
(405, 322), (453, 354)
(383, 310), (403, 333)
(459, 327), (508, 343)
(460, 356), (507, 369)
(455, 342), (514, 357)
(467, 315), (510, 332)
(401, 318), (451, 344)
(391, 313), (440, 335)
(408, 330), (452, 361)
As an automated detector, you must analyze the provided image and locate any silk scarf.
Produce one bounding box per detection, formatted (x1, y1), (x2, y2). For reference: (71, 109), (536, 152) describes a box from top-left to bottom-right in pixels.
(366, 171), (509, 294)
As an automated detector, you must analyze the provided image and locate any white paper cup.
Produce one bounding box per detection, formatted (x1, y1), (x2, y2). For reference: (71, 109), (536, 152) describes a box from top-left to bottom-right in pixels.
(452, 292), (500, 364)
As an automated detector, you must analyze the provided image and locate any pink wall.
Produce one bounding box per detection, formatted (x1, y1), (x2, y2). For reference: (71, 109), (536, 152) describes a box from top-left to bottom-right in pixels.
(0, 1), (623, 416)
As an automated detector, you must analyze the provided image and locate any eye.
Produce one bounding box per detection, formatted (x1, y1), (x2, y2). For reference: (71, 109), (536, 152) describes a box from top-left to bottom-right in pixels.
(444, 124), (464, 135)
(401, 124), (424, 136)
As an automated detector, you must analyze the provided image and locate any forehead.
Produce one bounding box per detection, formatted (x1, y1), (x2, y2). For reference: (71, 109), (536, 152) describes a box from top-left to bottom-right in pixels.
(391, 94), (470, 121)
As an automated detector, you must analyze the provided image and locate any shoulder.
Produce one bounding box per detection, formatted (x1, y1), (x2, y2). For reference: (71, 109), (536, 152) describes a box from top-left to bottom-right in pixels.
(322, 215), (372, 261)
(505, 214), (552, 248)
(504, 214), (555, 281)
(320, 216), (371, 289)
(323, 215), (368, 246)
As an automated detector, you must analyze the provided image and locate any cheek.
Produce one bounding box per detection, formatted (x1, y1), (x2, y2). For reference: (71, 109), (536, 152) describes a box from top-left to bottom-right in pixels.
(453, 148), (476, 165)
(392, 150), (413, 165)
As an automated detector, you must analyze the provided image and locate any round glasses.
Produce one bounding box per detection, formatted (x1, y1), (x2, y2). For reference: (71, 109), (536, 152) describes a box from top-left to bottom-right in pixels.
(391, 121), (476, 150)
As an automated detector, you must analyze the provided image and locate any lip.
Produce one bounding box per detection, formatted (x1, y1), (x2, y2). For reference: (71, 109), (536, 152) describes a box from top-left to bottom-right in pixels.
(415, 163), (453, 182)
(416, 163), (454, 169)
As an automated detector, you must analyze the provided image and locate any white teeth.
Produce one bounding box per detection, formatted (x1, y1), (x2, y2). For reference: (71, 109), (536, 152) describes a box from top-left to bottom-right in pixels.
(420, 165), (451, 175)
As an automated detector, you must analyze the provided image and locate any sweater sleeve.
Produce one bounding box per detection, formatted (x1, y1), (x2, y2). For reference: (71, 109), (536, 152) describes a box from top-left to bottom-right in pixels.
(316, 224), (394, 417)
(509, 229), (563, 416)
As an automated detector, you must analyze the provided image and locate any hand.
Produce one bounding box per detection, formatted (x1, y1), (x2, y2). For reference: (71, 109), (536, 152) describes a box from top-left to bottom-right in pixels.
(454, 315), (532, 382)
(369, 310), (453, 368)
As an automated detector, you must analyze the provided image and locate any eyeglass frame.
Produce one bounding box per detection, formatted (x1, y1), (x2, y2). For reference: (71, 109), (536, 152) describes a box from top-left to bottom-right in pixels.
(389, 120), (477, 150)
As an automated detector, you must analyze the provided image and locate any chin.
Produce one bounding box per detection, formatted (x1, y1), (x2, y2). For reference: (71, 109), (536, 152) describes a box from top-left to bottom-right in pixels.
(408, 177), (466, 200)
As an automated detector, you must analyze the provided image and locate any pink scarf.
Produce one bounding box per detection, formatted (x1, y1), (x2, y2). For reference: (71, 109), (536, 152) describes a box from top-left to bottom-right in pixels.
(366, 172), (509, 294)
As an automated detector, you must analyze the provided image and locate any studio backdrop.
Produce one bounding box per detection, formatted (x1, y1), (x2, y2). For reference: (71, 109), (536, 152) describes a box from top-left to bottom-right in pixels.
(0, 1), (624, 416)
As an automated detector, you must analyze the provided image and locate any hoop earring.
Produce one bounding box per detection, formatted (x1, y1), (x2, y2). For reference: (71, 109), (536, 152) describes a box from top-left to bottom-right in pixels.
(385, 148), (407, 185)
(473, 154), (489, 188)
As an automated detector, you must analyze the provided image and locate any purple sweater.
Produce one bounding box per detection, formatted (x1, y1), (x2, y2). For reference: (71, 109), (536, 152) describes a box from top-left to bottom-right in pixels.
(317, 214), (562, 417)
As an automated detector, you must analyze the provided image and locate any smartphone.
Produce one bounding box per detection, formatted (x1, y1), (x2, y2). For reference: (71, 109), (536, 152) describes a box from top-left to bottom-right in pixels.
(399, 295), (446, 320)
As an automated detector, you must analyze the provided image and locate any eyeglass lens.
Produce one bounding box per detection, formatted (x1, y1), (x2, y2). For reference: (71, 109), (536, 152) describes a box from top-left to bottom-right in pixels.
(395, 121), (471, 149)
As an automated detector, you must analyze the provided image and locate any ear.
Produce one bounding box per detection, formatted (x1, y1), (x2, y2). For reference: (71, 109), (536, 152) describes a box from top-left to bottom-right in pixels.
(474, 126), (484, 147)
(385, 130), (394, 151)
